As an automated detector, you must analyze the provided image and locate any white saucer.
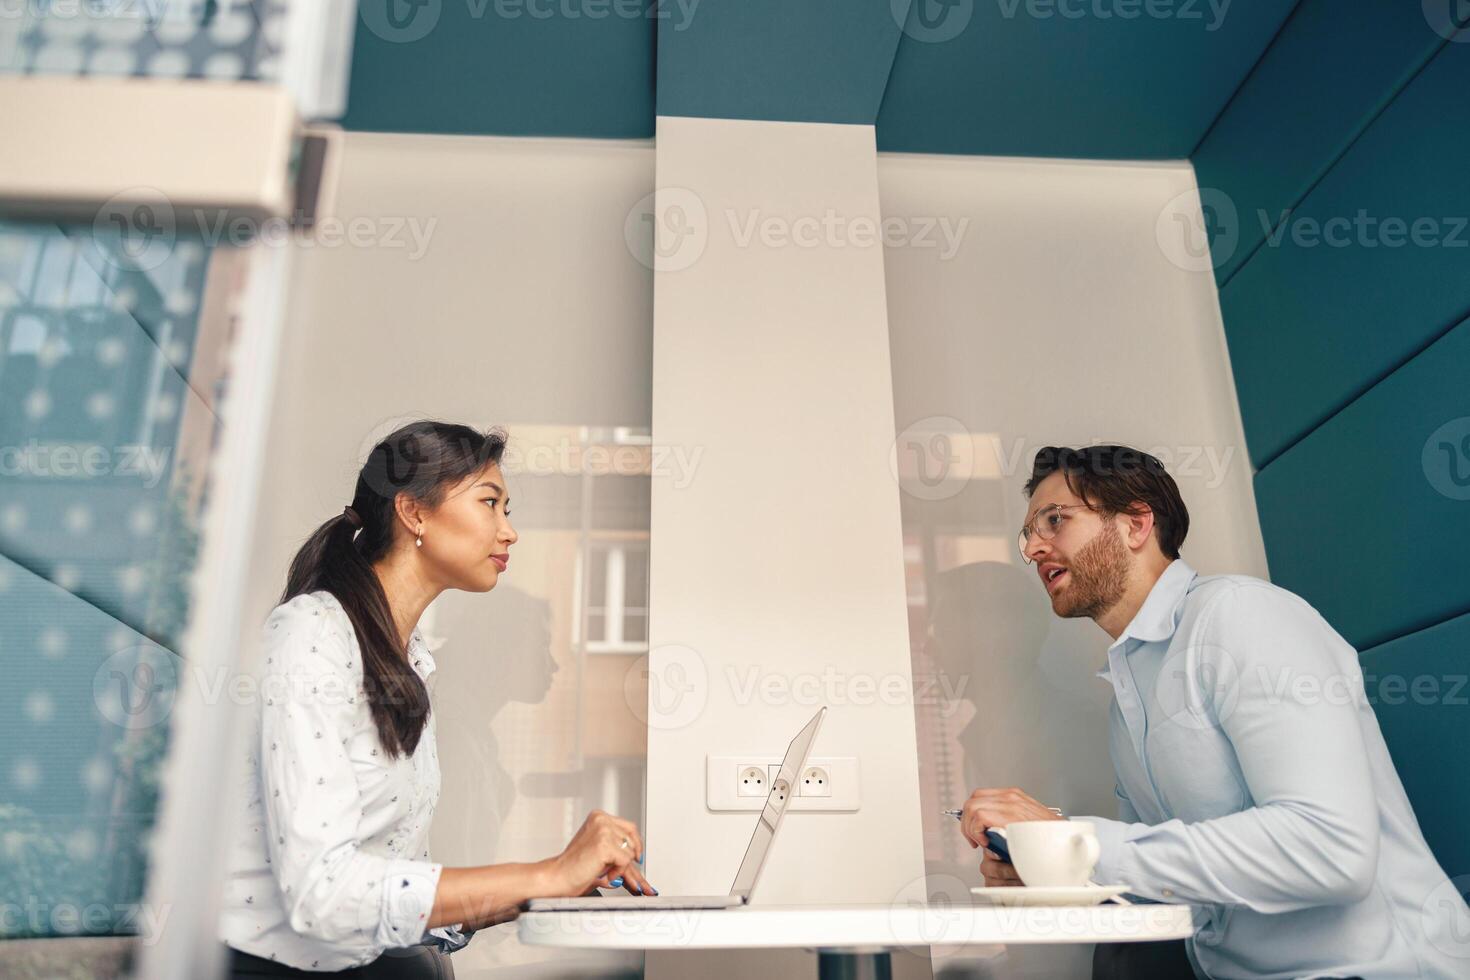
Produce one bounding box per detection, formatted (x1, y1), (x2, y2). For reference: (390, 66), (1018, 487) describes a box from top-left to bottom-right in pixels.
(970, 885), (1129, 907)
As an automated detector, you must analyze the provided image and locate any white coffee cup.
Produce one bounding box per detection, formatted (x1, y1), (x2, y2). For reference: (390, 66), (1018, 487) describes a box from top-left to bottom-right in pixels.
(1006, 820), (1101, 887)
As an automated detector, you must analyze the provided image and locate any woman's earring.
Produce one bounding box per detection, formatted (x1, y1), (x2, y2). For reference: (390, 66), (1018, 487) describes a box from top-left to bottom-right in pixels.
(416, 526), (423, 548)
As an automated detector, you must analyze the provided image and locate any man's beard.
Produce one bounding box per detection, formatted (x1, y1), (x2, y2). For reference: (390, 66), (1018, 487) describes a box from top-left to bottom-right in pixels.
(1053, 521), (1129, 621)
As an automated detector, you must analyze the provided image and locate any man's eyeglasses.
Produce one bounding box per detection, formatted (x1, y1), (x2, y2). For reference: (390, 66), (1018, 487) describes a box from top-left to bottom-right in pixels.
(1018, 504), (1089, 564)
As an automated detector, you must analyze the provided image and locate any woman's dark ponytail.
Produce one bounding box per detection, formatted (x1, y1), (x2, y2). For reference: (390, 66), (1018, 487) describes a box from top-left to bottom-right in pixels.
(281, 421), (507, 759)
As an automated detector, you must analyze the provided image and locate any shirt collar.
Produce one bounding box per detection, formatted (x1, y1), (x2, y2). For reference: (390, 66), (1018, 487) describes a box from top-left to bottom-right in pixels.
(1110, 558), (1197, 651)
(408, 627), (437, 680)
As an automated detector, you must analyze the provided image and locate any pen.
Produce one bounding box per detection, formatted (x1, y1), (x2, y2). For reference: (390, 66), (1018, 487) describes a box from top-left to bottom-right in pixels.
(942, 806), (1065, 821)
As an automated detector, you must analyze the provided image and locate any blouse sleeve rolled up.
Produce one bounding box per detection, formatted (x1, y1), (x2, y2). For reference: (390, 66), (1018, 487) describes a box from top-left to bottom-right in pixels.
(258, 596), (443, 953)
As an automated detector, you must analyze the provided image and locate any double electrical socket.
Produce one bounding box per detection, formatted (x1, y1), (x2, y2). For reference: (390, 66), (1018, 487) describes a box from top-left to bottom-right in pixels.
(706, 755), (860, 812)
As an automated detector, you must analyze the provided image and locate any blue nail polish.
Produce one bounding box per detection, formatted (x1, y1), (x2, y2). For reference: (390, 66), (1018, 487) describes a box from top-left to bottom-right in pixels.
(610, 877), (623, 888)
(651, 887), (659, 895)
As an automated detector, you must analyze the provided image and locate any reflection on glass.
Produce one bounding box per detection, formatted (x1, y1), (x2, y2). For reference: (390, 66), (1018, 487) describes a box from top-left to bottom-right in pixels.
(893, 428), (1114, 978)
(0, 221), (230, 941)
(424, 425), (647, 976)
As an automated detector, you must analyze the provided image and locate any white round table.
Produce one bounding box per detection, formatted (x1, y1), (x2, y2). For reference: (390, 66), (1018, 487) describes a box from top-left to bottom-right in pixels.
(519, 902), (1196, 978)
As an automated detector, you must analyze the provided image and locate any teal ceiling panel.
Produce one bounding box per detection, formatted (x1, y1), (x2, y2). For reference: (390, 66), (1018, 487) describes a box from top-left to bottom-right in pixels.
(1194, 0), (1449, 285)
(344, 0), (656, 137)
(875, 0), (1298, 158)
(655, 0), (908, 124)
(1253, 317), (1470, 651)
(341, 0), (1303, 155)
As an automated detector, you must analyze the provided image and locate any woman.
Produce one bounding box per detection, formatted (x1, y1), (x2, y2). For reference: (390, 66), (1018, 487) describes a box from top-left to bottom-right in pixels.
(219, 421), (655, 977)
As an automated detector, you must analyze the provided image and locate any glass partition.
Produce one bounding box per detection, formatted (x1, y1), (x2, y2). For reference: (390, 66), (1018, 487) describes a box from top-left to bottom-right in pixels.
(0, 220), (233, 945)
(0, 0), (288, 80)
(427, 425), (649, 977)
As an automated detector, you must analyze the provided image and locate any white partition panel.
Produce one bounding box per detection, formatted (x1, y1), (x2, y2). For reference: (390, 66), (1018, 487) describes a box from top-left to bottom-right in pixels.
(644, 116), (927, 907)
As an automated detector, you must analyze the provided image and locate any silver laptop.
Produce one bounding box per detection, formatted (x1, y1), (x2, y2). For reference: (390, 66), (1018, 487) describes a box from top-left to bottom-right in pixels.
(525, 707), (827, 911)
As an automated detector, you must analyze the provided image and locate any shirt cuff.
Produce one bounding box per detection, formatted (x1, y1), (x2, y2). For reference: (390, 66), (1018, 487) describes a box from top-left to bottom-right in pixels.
(1073, 815), (1131, 886)
(376, 860), (443, 948)
(421, 924), (473, 953)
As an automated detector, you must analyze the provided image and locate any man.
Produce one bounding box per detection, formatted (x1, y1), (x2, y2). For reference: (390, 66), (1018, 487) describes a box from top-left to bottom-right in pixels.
(962, 445), (1467, 979)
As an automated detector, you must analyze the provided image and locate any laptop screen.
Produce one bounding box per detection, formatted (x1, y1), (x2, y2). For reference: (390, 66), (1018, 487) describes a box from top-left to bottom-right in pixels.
(728, 707), (826, 900)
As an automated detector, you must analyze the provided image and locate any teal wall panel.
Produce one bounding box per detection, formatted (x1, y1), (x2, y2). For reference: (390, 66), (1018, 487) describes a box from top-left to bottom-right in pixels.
(344, 1), (656, 137)
(1192, 0), (1447, 285)
(1360, 612), (1470, 879)
(1254, 318), (1470, 651)
(655, 0), (906, 124)
(875, 0), (1297, 158)
(1217, 40), (1470, 468)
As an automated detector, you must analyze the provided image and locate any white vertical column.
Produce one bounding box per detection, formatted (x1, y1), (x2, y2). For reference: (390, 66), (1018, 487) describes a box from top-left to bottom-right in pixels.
(644, 116), (926, 905)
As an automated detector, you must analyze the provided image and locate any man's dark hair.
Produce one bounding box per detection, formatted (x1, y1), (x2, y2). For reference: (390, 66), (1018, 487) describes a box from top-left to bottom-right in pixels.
(1023, 445), (1189, 559)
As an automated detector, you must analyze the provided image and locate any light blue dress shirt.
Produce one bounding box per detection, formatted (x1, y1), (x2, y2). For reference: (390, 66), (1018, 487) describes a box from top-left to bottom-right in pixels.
(1075, 560), (1468, 979)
